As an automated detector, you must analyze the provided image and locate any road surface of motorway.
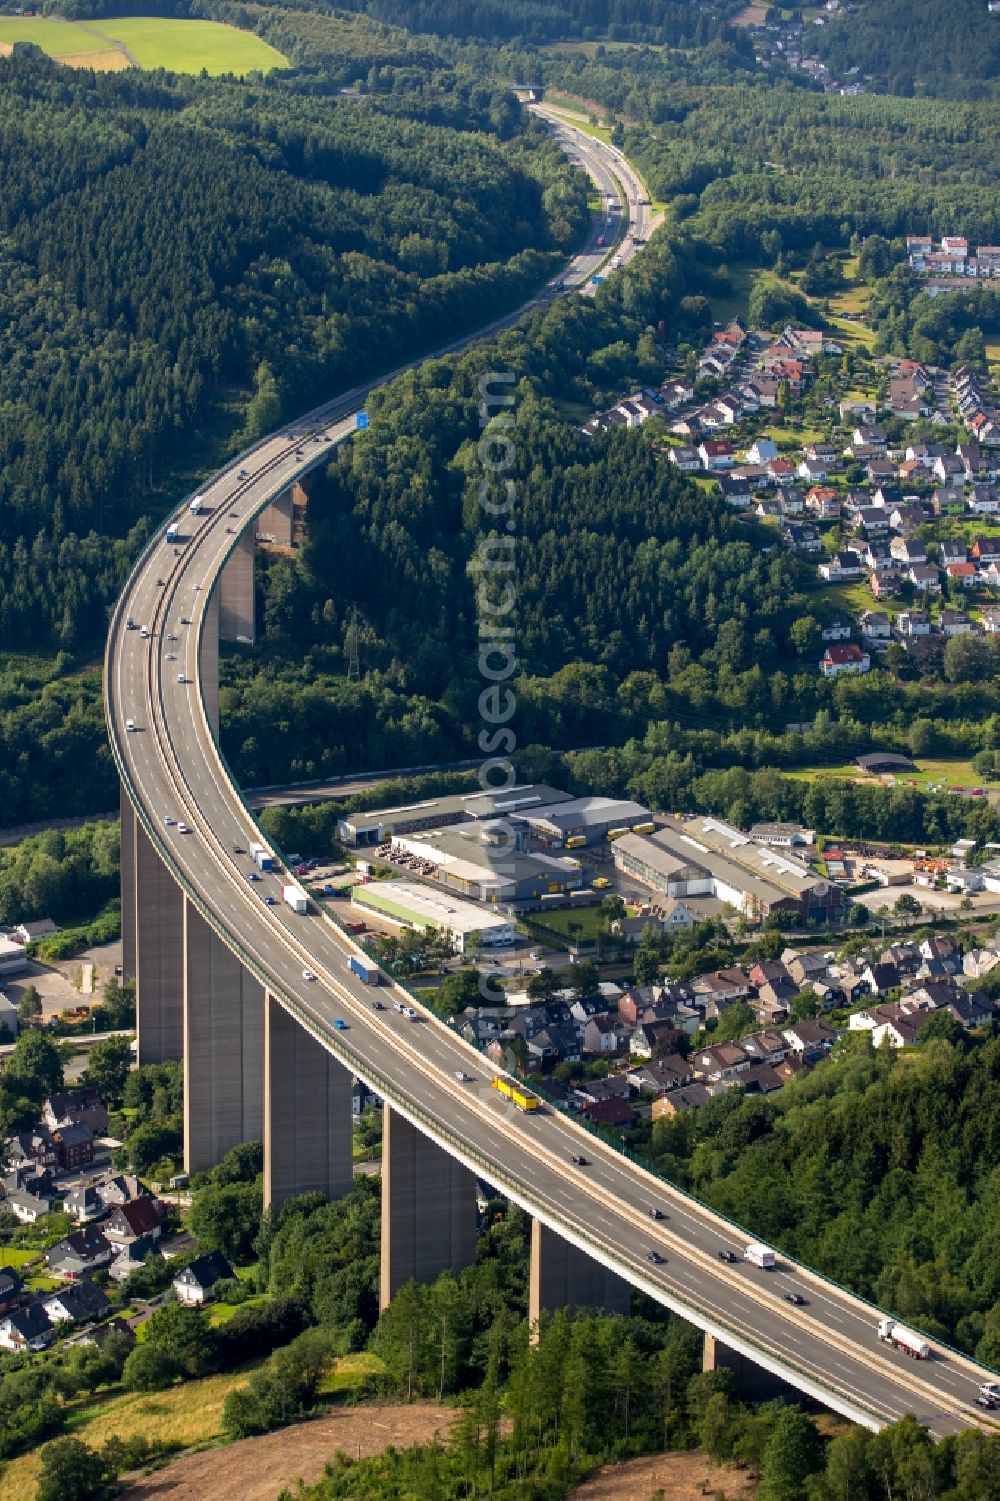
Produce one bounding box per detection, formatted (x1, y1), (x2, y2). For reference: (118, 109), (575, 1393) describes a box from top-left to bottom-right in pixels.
(106, 114), (998, 1437)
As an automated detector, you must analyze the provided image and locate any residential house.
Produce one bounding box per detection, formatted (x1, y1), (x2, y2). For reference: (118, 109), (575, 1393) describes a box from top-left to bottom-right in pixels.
(940, 609), (973, 637)
(820, 613), (853, 642)
(968, 485), (1000, 515)
(805, 486), (840, 518)
(870, 570), (902, 600)
(650, 1083), (712, 1117)
(51, 1123), (95, 1173)
(908, 563), (942, 593)
(739, 1029), (791, 1065)
(933, 454), (965, 488)
(7, 1128), (57, 1174)
(172, 1251), (234, 1306)
(889, 536), (927, 567)
(668, 445), (701, 472)
(46, 1226), (113, 1280)
(0, 1266), (26, 1314)
(747, 437), (779, 464)
(43, 1087), (108, 1135)
(698, 439), (734, 471)
(43, 1279), (111, 1327)
(0, 1303), (54, 1353)
(691, 1043), (750, 1082)
(782, 1019), (837, 1054)
(14, 918), (58, 944)
(581, 1096), (637, 1129)
(63, 1185), (103, 1223)
(946, 561), (978, 588)
(583, 1015), (627, 1055)
(103, 1196), (164, 1248)
(897, 610), (930, 637)
(973, 537), (1000, 564)
(818, 551), (864, 582)
(820, 644), (870, 677)
(7, 1188), (50, 1224)
(957, 441), (983, 477)
(859, 610), (892, 640)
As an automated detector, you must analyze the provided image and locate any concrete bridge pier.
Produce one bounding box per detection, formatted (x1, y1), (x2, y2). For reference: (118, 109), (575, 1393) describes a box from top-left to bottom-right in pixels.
(219, 528), (256, 646)
(263, 994), (353, 1209)
(703, 1332), (793, 1402)
(258, 486), (295, 548)
(379, 1106), (477, 1308)
(183, 900), (264, 1173)
(125, 808), (185, 1065)
(528, 1218), (631, 1330)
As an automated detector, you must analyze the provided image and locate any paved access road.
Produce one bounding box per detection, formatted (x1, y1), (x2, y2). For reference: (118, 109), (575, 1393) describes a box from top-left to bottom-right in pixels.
(106, 121), (999, 1438)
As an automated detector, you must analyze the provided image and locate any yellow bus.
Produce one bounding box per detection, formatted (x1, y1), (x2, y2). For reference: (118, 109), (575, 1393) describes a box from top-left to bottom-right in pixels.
(565, 834), (587, 849)
(607, 826), (629, 841)
(631, 821), (655, 834)
(492, 1077), (539, 1112)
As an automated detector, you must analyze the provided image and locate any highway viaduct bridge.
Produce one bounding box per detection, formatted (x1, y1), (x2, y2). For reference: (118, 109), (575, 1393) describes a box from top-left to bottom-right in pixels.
(107, 113), (999, 1437)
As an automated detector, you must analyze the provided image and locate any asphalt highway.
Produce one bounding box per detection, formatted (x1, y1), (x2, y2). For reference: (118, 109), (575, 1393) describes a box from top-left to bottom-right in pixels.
(106, 122), (998, 1438)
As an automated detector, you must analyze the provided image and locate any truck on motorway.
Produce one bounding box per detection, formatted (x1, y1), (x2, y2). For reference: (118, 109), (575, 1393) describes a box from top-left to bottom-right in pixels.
(250, 843), (274, 871)
(282, 885), (308, 914)
(878, 1319), (930, 1359)
(744, 1243), (776, 1270)
(349, 954), (380, 985)
(492, 1077), (539, 1113)
(189, 495), (204, 515)
(166, 523), (179, 544)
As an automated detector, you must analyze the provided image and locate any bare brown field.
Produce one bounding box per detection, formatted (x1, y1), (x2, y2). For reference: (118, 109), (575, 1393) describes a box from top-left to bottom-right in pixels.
(569, 1450), (757, 1501)
(62, 47), (130, 69)
(118, 1403), (460, 1501)
(0, 41), (12, 54)
(734, 2), (768, 23)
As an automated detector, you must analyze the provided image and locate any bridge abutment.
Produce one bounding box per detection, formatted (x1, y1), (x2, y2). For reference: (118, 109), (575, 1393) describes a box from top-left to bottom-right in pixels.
(263, 993), (353, 1209)
(183, 900), (264, 1173)
(528, 1217), (631, 1330)
(379, 1106), (477, 1308)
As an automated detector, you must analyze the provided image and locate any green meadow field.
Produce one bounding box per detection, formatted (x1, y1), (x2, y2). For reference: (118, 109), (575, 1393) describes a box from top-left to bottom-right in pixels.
(0, 15), (287, 75)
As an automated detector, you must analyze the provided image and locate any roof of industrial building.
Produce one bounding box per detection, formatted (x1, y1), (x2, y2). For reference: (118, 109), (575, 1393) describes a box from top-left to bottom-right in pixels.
(398, 825), (583, 892)
(352, 880), (512, 936)
(617, 818), (828, 909)
(339, 783), (570, 836)
(524, 795), (650, 834)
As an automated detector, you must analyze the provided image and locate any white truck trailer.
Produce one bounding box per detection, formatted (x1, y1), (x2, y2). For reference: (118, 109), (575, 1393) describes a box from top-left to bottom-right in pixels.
(282, 885), (308, 914)
(877, 1319), (930, 1359)
(744, 1243), (776, 1270)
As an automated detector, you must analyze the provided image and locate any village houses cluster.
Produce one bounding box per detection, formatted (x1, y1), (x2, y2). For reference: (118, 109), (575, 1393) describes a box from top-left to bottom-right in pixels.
(451, 930), (996, 1130)
(0, 1084), (234, 1353)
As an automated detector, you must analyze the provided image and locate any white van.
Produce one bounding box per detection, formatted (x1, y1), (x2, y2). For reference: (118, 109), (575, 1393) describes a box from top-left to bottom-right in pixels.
(744, 1243), (776, 1270)
(125, 718), (136, 733)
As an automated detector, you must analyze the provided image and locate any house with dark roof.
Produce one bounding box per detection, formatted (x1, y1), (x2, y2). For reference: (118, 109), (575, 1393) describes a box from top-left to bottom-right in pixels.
(51, 1123), (95, 1173)
(651, 1083), (712, 1117)
(43, 1279), (111, 1327)
(0, 1265), (26, 1314)
(173, 1251), (234, 1306)
(104, 1197), (164, 1247)
(0, 1302), (54, 1352)
(46, 1226), (113, 1280)
(43, 1087), (108, 1135)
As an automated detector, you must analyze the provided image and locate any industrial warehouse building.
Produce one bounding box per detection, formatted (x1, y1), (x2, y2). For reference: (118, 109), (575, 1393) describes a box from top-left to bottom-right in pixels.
(350, 881), (515, 955)
(613, 818), (844, 925)
(522, 795), (653, 846)
(336, 784), (571, 847)
(394, 820), (586, 906)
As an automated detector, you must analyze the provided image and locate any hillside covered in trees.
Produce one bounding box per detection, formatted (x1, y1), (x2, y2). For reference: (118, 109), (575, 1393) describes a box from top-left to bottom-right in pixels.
(0, 33), (585, 656)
